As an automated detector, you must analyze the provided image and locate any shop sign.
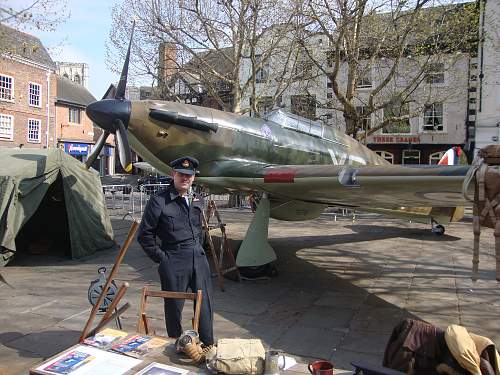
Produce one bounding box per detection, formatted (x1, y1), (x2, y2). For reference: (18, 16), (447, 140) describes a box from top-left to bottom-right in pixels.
(65, 143), (90, 155)
(372, 135), (421, 144)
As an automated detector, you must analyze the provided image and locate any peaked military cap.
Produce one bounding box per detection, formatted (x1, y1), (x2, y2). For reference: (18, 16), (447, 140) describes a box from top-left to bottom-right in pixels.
(169, 156), (199, 175)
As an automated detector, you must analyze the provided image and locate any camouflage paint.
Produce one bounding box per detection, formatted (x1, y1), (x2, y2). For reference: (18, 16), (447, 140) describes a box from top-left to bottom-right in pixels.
(128, 100), (386, 176)
(127, 100), (469, 222)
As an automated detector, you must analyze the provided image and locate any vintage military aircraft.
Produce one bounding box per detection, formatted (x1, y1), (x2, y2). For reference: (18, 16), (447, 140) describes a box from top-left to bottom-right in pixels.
(85, 25), (471, 266)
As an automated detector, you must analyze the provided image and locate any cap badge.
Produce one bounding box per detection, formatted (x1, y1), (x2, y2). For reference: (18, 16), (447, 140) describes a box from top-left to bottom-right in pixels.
(182, 160), (190, 168)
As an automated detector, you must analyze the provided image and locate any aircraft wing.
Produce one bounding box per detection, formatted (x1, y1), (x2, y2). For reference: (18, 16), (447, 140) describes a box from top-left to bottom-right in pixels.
(198, 161), (471, 209)
(133, 161), (168, 175)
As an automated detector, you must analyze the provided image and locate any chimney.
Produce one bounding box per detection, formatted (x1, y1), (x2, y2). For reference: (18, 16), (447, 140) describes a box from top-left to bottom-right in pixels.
(158, 42), (177, 88)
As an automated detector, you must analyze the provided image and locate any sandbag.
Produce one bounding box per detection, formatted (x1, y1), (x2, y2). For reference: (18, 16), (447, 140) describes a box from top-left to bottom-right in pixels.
(206, 338), (265, 375)
(478, 145), (500, 165)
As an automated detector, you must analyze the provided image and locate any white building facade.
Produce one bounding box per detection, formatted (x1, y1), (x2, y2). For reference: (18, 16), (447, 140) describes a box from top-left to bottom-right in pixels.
(239, 32), (474, 164)
(474, 0), (500, 152)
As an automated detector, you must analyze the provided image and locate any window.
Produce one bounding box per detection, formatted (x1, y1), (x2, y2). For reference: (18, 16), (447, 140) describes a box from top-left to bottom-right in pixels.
(403, 150), (420, 164)
(141, 90), (152, 100)
(327, 92), (333, 99)
(422, 103), (443, 132)
(255, 55), (268, 83)
(383, 102), (410, 134)
(426, 63), (444, 84)
(291, 95), (316, 120)
(356, 66), (372, 88)
(375, 151), (394, 164)
(327, 51), (334, 67)
(0, 114), (13, 140)
(356, 106), (371, 131)
(326, 49), (345, 66)
(429, 151), (445, 164)
(327, 78), (333, 89)
(27, 118), (41, 142)
(74, 74), (81, 84)
(0, 74), (13, 101)
(29, 82), (41, 107)
(69, 107), (81, 124)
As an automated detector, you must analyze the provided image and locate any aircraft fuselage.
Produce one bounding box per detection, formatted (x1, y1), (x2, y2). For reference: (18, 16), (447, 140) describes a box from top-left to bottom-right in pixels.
(127, 100), (387, 179)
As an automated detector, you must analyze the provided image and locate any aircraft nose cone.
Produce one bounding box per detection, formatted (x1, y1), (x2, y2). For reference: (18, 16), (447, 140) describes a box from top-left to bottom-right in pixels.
(86, 99), (131, 133)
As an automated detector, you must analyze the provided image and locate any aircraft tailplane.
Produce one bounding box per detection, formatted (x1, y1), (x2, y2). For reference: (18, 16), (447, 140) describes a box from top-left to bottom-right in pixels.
(438, 146), (468, 165)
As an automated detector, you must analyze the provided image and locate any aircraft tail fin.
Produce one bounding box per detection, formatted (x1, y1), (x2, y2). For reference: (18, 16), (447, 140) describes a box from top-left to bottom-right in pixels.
(438, 146), (468, 165)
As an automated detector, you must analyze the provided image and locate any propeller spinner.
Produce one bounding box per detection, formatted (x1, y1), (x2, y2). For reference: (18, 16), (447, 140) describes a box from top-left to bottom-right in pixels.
(85, 22), (135, 172)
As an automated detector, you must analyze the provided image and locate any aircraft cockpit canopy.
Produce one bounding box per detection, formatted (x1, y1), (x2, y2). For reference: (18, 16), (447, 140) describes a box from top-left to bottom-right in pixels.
(265, 109), (323, 137)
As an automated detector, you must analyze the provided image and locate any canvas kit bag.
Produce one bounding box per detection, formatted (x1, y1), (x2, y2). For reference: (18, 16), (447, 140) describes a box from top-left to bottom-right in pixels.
(205, 338), (266, 375)
(463, 145), (500, 280)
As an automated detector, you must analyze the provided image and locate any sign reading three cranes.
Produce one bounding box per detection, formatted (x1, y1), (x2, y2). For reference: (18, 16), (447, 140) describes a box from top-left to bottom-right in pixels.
(372, 135), (421, 143)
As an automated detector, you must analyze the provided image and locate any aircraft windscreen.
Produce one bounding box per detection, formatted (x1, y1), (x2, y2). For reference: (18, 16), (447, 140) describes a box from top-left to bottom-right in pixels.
(265, 109), (323, 137)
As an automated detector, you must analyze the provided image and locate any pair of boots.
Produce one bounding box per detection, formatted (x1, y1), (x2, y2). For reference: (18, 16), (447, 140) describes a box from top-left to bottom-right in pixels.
(175, 330), (214, 363)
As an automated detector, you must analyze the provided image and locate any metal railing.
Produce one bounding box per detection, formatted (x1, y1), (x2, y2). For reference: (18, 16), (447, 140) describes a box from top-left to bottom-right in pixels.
(102, 184), (135, 214)
(139, 183), (170, 213)
(102, 182), (234, 220)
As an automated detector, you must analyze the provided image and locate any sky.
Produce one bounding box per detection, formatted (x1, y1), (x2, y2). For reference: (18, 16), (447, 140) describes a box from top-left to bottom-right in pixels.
(25, 0), (123, 98)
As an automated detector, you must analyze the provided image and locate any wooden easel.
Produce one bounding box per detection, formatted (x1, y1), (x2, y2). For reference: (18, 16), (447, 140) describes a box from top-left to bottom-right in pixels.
(202, 200), (240, 291)
(79, 220), (138, 342)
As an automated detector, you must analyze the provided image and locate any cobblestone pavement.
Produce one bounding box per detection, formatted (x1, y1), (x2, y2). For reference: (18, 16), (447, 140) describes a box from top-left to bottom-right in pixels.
(0, 209), (499, 374)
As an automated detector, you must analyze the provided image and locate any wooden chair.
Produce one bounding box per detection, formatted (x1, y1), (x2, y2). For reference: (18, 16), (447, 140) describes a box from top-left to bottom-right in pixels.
(136, 286), (203, 335)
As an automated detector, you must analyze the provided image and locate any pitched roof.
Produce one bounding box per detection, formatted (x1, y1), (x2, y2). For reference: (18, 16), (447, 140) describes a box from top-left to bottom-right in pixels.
(166, 46), (234, 91)
(189, 46), (235, 77)
(56, 77), (96, 107)
(0, 23), (55, 69)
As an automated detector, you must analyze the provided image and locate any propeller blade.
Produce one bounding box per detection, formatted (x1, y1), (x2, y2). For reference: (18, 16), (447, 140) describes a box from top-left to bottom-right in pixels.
(115, 119), (132, 172)
(115, 21), (135, 99)
(85, 130), (110, 169)
(102, 84), (117, 100)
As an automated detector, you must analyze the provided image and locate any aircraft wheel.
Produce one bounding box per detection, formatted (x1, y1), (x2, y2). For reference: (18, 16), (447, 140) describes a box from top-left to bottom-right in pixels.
(433, 224), (445, 236)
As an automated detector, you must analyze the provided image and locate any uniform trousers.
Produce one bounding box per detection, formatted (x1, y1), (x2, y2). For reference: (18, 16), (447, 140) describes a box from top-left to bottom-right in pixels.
(158, 242), (214, 346)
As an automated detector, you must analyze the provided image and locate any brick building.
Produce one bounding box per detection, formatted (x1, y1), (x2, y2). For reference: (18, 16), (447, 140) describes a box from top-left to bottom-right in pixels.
(0, 23), (57, 150)
(55, 77), (116, 175)
(55, 77), (94, 160)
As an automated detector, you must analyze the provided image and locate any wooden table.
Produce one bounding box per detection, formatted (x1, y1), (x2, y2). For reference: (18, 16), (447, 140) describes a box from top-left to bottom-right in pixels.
(30, 334), (353, 375)
(29, 336), (195, 375)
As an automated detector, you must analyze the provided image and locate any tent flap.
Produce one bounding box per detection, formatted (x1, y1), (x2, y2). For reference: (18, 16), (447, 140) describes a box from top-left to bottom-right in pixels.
(0, 149), (116, 266)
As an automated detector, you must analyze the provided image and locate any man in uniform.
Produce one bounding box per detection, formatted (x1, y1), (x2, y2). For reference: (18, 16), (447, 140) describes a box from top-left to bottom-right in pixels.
(137, 156), (214, 346)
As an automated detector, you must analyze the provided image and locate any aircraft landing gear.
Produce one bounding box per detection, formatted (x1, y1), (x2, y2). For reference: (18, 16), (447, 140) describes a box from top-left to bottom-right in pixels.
(431, 219), (445, 235)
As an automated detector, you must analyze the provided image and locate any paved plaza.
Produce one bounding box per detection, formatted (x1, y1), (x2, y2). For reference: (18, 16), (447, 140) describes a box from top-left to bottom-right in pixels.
(0, 209), (499, 374)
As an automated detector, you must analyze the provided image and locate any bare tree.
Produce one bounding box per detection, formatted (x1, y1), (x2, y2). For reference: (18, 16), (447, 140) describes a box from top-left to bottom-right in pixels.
(0, 0), (68, 31)
(108, 0), (306, 114)
(299, 0), (479, 138)
(0, 0), (69, 54)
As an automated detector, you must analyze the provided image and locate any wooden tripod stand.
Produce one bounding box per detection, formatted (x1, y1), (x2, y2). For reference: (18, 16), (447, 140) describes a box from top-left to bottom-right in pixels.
(202, 199), (240, 291)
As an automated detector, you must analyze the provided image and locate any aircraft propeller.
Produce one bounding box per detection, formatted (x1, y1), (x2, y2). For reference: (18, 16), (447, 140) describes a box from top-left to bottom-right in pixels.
(85, 22), (135, 172)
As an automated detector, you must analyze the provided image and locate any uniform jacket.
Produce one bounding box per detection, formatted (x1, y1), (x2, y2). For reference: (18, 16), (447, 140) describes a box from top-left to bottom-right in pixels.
(137, 185), (204, 263)
(383, 319), (446, 374)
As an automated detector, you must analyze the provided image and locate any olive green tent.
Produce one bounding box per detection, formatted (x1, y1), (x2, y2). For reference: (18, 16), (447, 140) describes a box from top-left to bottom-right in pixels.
(0, 149), (116, 266)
